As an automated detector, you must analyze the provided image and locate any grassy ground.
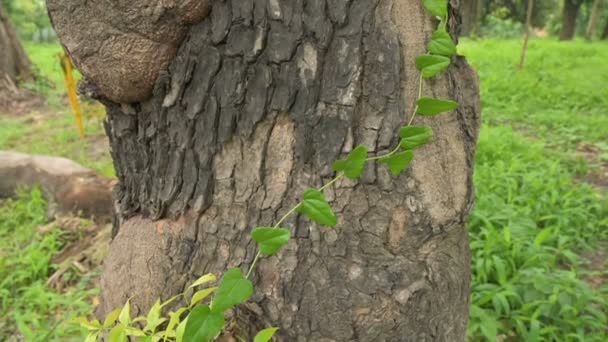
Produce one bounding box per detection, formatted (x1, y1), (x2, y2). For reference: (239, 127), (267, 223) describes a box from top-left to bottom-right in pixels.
(462, 38), (608, 341)
(0, 39), (606, 341)
(0, 43), (113, 178)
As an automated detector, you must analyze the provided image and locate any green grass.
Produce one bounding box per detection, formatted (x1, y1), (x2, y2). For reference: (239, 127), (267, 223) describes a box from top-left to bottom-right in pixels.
(0, 189), (96, 341)
(464, 39), (608, 341)
(469, 126), (607, 341)
(460, 39), (608, 148)
(0, 42), (114, 178)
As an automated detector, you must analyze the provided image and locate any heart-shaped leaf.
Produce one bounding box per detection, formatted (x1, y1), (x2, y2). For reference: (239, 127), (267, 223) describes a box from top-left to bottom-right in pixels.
(183, 305), (224, 342)
(211, 268), (253, 313)
(251, 227), (291, 256)
(416, 97), (458, 116)
(379, 151), (414, 176)
(427, 30), (456, 57)
(399, 126), (433, 149)
(415, 54), (450, 78)
(297, 189), (337, 227)
(332, 145), (368, 180)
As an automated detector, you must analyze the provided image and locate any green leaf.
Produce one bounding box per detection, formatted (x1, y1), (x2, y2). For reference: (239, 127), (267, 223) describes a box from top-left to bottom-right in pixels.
(143, 299), (162, 332)
(176, 317), (187, 342)
(188, 273), (217, 289)
(297, 189), (337, 227)
(422, 0), (447, 17)
(427, 30), (456, 57)
(103, 308), (121, 328)
(331, 145), (368, 180)
(399, 126), (433, 149)
(254, 327), (279, 342)
(118, 299), (131, 325)
(211, 268), (253, 313)
(108, 325), (127, 342)
(416, 97), (458, 116)
(163, 308), (187, 341)
(415, 54), (450, 78)
(125, 327), (147, 337)
(74, 317), (102, 331)
(183, 305), (225, 342)
(85, 332), (99, 342)
(190, 287), (218, 308)
(379, 151), (414, 176)
(251, 227), (291, 256)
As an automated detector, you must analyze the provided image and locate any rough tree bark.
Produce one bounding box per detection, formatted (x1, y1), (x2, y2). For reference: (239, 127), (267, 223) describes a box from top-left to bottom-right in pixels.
(0, 3), (31, 86)
(49, 0), (480, 340)
(560, 0), (583, 40)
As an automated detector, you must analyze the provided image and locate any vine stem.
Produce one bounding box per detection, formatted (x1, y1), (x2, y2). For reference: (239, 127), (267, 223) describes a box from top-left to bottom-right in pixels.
(246, 173), (344, 279)
(247, 70), (425, 280)
(366, 74), (424, 162)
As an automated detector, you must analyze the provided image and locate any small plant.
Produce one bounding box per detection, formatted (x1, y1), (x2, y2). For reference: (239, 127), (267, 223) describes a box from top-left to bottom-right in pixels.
(77, 1), (461, 341)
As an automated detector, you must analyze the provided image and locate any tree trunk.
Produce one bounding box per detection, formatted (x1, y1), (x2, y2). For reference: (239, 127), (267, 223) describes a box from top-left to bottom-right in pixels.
(0, 3), (32, 86)
(586, 0), (604, 39)
(50, 0), (480, 340)
(603, 19), (608, 39)
(560, 0), (582, 40)
(460, 0), (483, 36)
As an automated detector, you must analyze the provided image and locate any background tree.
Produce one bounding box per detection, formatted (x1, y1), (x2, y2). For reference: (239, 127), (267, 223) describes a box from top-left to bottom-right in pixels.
(560, 0), (584, 40)
(48, 0), (481, 340)
(0, 2), (31, 88)
(585, 0), (604, 38)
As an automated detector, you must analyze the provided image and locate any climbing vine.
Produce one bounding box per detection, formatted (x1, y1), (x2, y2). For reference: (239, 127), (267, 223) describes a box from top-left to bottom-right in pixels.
(76, 1), (459, 341)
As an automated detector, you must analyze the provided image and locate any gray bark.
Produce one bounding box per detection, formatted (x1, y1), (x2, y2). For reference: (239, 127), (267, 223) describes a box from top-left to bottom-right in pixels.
(50, 0), (480, 340)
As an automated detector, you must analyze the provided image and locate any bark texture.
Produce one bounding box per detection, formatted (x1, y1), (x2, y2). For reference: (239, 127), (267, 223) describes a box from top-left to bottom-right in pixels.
(0, 151), (114, 222)
(0, 3), (32, 85)
(46, 0), (211, 103)
(560, 0), (582, 40)
(55, 0), (480, 340)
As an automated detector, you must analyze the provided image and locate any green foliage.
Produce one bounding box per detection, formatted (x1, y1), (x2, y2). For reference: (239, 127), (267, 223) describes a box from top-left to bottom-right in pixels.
(415, 54), (450, 78)
(379, 151), (414, 176)
(0, 188), (98, 341)
(422, 0), (447, 17)
(254, 327), (279, 342)
(332, 145), (368, 180)
(2, 0), (54, 41)
(399, 126), (433, 149)
(184, 305), (224, 342)
(252, 228), (292, 256)
(297, 189), (337, 227)
(479, 14), (524, 39)
(459, 39), (608, 147)
(211, 268), (253, 313)
(416, 97), (458, 115)
(427, 30), (457, 57)
(469, 126), (608, 341)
